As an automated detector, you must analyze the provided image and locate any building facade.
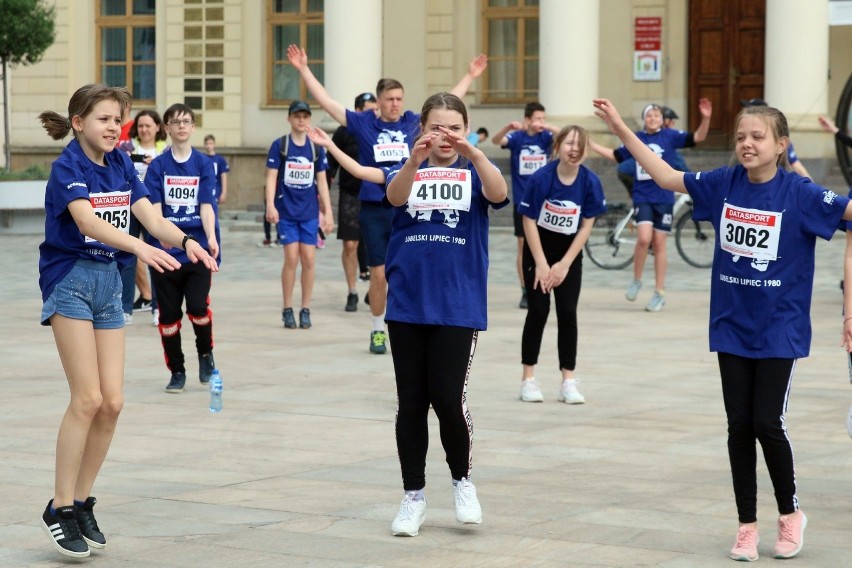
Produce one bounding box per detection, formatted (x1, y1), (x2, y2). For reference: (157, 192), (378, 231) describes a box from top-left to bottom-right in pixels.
(3, 0), (852, 206)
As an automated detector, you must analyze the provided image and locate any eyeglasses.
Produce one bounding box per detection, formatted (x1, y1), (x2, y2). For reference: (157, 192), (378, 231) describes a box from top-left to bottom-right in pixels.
(168, 119), (194, 127)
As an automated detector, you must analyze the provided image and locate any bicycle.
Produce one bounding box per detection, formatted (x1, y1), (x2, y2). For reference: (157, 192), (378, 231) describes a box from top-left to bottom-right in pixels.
(584, 193), (715, 269)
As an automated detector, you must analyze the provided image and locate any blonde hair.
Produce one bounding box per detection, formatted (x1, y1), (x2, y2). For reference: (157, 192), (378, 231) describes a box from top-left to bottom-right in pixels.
(551, 125), (589, 161)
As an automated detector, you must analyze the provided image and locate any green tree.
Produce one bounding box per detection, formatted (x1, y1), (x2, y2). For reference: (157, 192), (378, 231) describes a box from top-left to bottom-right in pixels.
(0, 0), (56, 171)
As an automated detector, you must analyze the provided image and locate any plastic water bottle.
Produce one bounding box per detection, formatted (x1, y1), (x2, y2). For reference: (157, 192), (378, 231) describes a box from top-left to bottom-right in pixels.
(209, 369), (223, 413)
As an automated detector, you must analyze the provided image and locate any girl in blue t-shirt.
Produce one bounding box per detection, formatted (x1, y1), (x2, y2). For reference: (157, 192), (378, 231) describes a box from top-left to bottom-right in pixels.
(36, 84), (217, 559)
(310, 93), (508, 537)
(516, 126), (606, 405)
(594, 98), (852, 562)
(590, 100), (712, 312)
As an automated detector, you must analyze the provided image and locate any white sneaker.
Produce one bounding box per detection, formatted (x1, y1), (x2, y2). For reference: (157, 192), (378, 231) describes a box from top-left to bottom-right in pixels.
(123, 313), (133, 326)
(559, 379), (586, 404)
(520, 379), (544, 402)
(391, 494), (426, 537)
(151, 309), (159, 327)
(453, 478), (482, 524)
(625, 279), (642, 301)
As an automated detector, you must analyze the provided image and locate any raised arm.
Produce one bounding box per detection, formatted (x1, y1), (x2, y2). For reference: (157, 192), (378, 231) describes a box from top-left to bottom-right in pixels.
(286, 44), (347, 126)
(449, 54), (488, 99)
(593, 98), (686, 193)
(491, 121), (522, 147)
(692, 97), (713, 143)
(306, 127), (385, 184)
(588, 139), (616, 162)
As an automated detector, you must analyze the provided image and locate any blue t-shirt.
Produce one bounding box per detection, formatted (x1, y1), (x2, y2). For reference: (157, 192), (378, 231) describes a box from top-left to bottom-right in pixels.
(144, 148), (218, 264)
(518, 162), (607, 239)
(266, 135), (328, 222)
(345, 109), (421, 203)
(503, 129), (554, 207)
(39, 139), (150, 301)
(384, 157), (509, 329)
(614, 128), (693, 205)
(685, 165), (848, 359)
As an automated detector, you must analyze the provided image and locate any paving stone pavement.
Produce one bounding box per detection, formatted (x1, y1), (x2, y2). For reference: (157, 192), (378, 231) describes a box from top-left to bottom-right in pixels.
(1, 225), (851, 567)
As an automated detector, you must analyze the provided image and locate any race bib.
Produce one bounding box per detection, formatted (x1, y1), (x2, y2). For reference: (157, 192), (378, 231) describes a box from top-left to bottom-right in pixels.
(283, 161), (314, 187)
(373, 143), (409, 163)
(635, 161), (651, 181)
(537, 200), (580, 235)
(408, 168), (472, 212)
(720, 203), (781, 260)
(164, 176), (200, 208)
(519, 154), (546, 176)
(86, 190), (131, 243)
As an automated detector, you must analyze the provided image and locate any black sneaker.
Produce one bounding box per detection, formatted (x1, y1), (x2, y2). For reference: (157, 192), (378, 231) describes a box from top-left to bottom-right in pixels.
(75, 496), (106, 549)
(165, 371), (186, 393)
(299, 308), (312, 329)
(41, 500), (89, 558)
(364, 292), (371, 306)
(132, 295), (152, 312)
(359, 270), (370, 281)
(519, 290), (528, 310)
(199, 352), (215, 384)
(283, 308), (296, 329)
(345, 293), (358, 312)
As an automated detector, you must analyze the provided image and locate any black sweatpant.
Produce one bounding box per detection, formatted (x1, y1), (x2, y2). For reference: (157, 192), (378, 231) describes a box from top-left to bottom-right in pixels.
(151, 262), (213, 374)
(718, 352), (798, 523)
(387, 321), (477, 491)
(520, 234), (583, 370)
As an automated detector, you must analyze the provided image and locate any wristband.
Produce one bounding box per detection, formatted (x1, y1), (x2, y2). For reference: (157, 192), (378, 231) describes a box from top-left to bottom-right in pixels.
(181, 234), (197, 250)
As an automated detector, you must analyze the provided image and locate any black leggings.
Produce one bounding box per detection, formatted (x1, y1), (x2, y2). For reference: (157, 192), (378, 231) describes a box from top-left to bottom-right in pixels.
(521, 239), (582, 370)
(718, 352), (798, 523)
(151, 262), (213, 374)
(387, 321), (477, 491)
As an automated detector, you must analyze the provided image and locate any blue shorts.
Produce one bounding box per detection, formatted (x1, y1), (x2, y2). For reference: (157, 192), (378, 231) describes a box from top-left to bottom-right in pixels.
(359, 201), (393, 267)
(41, 259), (124, 329)
(633, 202), (673, 233)
(278, 217), (319, 246)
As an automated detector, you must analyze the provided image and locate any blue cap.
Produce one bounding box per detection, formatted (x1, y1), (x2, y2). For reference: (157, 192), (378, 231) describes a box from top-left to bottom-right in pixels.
(288, 100), (312, 115)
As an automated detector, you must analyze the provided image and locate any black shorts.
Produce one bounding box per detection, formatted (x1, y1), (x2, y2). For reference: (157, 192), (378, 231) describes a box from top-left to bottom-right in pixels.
(337, 189), (362, 241)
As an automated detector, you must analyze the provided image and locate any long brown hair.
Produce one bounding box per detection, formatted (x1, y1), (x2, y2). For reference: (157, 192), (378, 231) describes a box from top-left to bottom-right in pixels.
(419, 92), (469, 129)
(38, 84), (132, 141)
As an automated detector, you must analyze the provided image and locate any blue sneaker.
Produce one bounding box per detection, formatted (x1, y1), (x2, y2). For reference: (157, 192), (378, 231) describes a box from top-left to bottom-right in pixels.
(282, 308), (296, 329)
(645, 291), (666, 312)
(625, 279), (642, 301)
(299, 308), (312, 329)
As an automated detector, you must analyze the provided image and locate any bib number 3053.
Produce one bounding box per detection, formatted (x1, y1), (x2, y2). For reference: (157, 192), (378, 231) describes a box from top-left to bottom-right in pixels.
(87, 190), (131, 243)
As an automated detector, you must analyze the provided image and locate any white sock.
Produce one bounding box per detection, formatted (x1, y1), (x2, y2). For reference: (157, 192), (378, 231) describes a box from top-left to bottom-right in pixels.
(405, 489), (425, 501)
(372, 315), (385, 332)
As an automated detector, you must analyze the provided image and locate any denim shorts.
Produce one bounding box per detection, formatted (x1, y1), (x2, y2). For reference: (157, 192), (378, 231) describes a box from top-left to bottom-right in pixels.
(278, 217), (319, 246)
(633, 202), (673, 233)
(41, 259), (124, 329)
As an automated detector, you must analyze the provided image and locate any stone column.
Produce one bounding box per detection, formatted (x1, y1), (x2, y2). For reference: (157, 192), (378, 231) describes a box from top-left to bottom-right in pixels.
(539, 0), (599, 121)
(324, 0), (382, 108)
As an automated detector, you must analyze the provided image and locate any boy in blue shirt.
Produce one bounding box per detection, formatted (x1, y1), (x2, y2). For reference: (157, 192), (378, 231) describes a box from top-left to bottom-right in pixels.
(264, 100), (334, 330)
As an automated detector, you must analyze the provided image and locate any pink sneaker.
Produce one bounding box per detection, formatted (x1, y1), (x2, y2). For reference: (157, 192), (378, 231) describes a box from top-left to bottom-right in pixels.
(774, 510), (807, 559)
(730, 524), (759, 562)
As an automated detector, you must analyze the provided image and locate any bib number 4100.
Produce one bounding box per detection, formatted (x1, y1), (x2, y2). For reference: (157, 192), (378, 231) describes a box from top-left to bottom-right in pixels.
(416, 182), (463, 201)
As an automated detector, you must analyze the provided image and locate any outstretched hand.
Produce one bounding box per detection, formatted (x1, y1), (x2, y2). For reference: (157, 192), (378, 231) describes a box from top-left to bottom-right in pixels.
(306, 126), (331, 147)
(819, 116), (839, 134)
(185, 240), (219, 271)
(592, 98), (627, 134)
(137, 243), (182, 273)
(468, 54), (488, 78)
(286, 44), (308, 71)
(410, 132), (437, 163)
